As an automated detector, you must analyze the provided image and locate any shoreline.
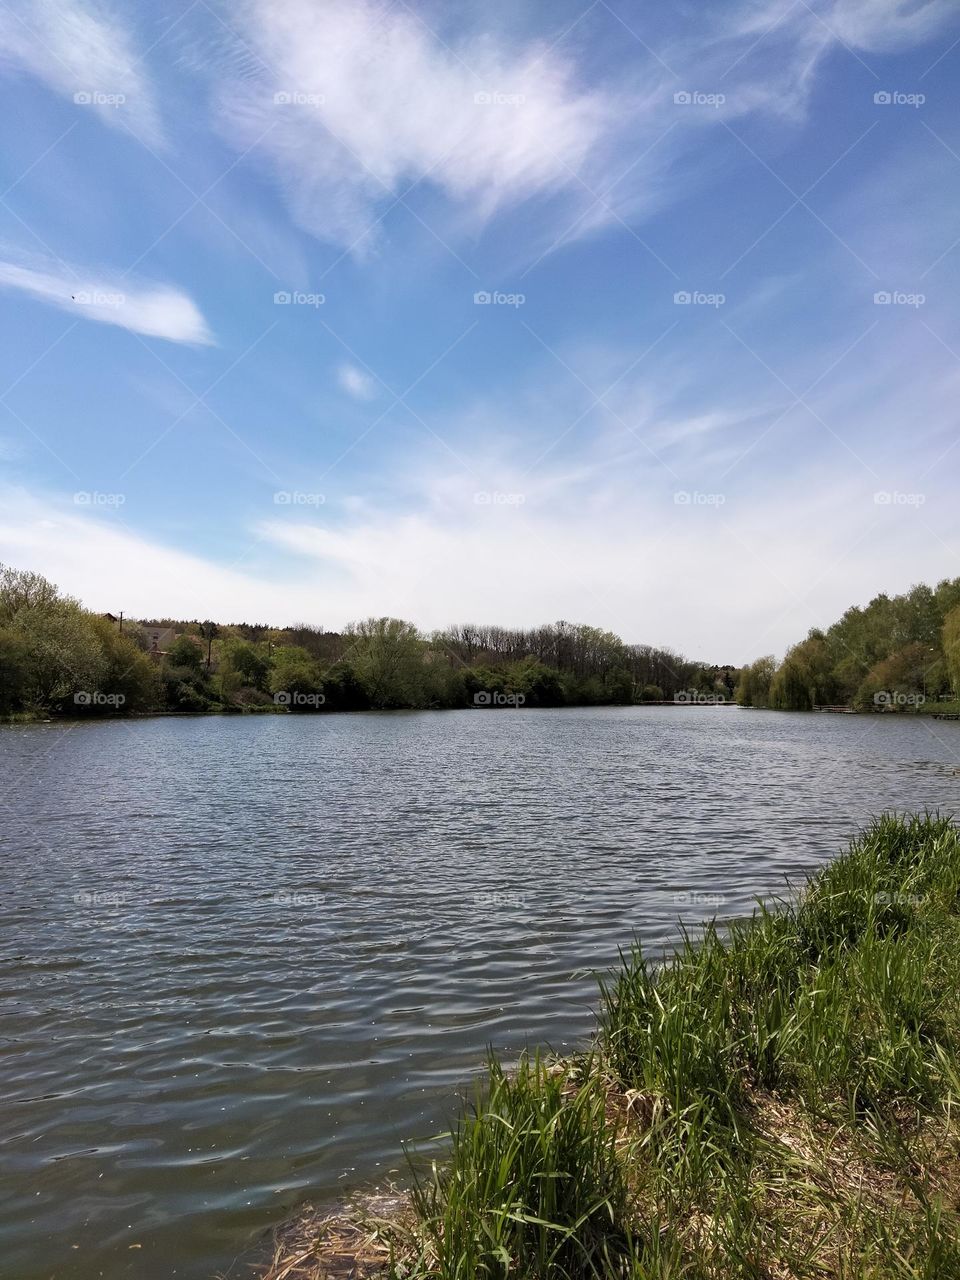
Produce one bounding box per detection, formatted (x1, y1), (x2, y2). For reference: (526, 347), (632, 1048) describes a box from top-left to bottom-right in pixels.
(256, 813), (960, 1279)
(7, 701), (960, 728)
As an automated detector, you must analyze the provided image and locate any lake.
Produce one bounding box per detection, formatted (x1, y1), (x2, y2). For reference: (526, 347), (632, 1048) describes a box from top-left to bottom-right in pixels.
(1, 706), (958, 1279)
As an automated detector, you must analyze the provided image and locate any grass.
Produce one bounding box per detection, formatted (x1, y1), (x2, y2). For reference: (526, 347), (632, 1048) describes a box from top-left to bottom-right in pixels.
(260, 814), (960, 1280)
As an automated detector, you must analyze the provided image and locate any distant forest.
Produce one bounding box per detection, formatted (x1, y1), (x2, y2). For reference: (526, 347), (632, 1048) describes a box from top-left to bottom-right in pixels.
(737, 577), (960, 711)
(0, 563), (735, 716)
(3, 563), (957, 718)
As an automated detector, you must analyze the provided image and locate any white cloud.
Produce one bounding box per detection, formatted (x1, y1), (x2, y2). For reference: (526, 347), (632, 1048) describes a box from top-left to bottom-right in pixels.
(337, 363), (377, 400)
(200, 0), (960, 259)
(829, 0), (957, 53)
(214, 0), (635, 250)
(0, 259), (213, 344)
(1, 423), (956, 665)
(0, 0), (163, 144)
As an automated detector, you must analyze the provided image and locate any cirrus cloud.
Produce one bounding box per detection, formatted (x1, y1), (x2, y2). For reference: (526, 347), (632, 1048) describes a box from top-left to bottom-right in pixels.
(0, 258), (214, 344)
(0, 0), (163, 144)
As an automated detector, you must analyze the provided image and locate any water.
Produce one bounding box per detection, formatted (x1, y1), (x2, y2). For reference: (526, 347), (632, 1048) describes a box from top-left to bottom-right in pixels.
(1, 706), (958, 1279)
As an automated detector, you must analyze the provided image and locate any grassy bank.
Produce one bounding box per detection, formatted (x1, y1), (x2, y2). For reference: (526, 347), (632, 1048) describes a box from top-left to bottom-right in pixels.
(264, 814), (960, 1279)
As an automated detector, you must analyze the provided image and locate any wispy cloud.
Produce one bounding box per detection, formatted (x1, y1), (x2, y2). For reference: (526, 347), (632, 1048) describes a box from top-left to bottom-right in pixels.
(337, 363), (377, 400)
(213, 0), (623, 251)
(199, 0), (958, 259)
(809, 0), (955, 54)
(0, 0), (163, 144)
(0, 258), (213, 344)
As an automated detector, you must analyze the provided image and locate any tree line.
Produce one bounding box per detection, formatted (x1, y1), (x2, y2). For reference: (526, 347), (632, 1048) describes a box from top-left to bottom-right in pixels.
(0, 564), (737, 717)
(736, 577), (960, 711)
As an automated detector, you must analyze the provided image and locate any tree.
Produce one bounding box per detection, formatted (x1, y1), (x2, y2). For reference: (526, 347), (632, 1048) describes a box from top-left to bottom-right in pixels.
(769, 659), (812, 711)
(735, 656), (777, 708)
(219, 638), (270, 692)
(945, 605), (960, 698)
(855, 642), (942, 711)
(343, 617), (426, 708)
(167, 634), (204, 672)
(0, 564), (63, 619)
(10, 601), (105, 708)
(89, 616), (157, 712)
(768, 633), (839, 710)
(269, 645), (322, 709)
(0, 627), (30, 712)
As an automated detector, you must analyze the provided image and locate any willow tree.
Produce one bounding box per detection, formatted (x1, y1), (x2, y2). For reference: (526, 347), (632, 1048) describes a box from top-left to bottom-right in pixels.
(943, 605), (960, 698)
(735, 656), (777, 707)
(343, 617), (427, 708)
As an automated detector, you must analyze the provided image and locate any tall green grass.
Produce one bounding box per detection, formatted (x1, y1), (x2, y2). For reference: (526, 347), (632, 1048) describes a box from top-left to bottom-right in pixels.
(405, 1054), (638, 1279)
(392, 814), (960, 1279)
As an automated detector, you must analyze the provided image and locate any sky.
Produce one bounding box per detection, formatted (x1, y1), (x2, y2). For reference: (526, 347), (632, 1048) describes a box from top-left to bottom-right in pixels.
(0, 0), (958, 664)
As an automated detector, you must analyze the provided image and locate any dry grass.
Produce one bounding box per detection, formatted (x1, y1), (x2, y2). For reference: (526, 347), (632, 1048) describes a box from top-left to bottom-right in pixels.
(257, 1193), (410, 1280)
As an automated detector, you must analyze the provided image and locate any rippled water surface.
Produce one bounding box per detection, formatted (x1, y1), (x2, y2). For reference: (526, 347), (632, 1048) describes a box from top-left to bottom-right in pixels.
(2, 707), (959, 1279)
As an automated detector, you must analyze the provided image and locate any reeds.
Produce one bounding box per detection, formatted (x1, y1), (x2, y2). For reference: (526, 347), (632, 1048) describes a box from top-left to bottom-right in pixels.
(266, 814), (960, 1278)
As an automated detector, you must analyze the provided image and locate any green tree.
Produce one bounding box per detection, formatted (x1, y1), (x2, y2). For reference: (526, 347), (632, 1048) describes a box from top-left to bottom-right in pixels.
(89, 616), (157, 712)
(166, 634), (204, 671)
(944, 605), (960, 698)
(343, 617), (426, 708)
(269, 645), (323, 709)
(0, 626), (30, 712)
(220, 638), (270, 691)
(11, 602), (105, 708)
(735, 656), (777, 708)
(0, 564), (62, 619)
(855, 642), (942, 711)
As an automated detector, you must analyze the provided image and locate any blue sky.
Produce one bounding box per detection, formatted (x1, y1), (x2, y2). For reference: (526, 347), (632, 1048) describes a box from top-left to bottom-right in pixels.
(0, 0), (958, 663)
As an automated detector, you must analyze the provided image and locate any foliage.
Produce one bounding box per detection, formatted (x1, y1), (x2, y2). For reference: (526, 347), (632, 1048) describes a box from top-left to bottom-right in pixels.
(167, 634), (205, 672)
(384, 815), (960, 1279)
(944, 603), (960, 697)
(1, 561), (743, 718)
(408, 1055), (635, 1279)
(743, 577), (960, 711)
(734, 655), (776, 707)
(344, 617), (428, 709)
